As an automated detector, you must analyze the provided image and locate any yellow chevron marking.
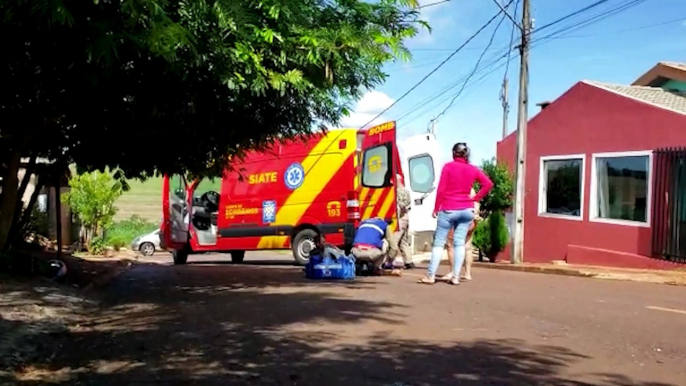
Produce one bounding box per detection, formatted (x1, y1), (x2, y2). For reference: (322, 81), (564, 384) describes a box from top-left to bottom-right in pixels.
(362, 188), (384, 220)
(377, 188), (396, 221)
(257, 129), (357, 249)
(359, 187), (369, 203)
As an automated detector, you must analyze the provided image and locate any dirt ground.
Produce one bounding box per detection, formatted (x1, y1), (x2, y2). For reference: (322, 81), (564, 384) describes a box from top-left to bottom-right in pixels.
(2, 252), (686, 385)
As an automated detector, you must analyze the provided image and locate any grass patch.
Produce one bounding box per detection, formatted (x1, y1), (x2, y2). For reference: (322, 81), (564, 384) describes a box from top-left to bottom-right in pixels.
(104, 215), (159, 249)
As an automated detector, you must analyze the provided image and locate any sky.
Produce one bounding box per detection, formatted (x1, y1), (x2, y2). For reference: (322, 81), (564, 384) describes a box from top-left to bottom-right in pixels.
(339, 0), (686, 165)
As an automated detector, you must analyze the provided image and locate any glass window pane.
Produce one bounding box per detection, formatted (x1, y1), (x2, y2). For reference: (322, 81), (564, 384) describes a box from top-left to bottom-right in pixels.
(362, 145), (390, 188)
(543, 159), (582, 217)
(595, 155), (648, 222)
(408, 155), (435, 193)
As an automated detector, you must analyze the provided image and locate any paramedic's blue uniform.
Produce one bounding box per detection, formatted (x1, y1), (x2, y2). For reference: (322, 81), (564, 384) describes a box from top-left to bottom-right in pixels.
(353, 218), (388, 249)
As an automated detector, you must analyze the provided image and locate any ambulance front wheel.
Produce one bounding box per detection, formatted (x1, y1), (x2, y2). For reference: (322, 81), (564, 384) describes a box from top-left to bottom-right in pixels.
(230, 251), (245, 264)
(292, 229), (318, 266)
(172, 249), (188, 265)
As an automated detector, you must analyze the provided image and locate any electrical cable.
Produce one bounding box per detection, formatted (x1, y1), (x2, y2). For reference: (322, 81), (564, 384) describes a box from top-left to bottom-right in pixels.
(396, 0), (650, 130)
(503, 0), (520, 81)
(431, 1), (513, 123)
(357, 3), (512, 129)
(534, 0), (610, 32)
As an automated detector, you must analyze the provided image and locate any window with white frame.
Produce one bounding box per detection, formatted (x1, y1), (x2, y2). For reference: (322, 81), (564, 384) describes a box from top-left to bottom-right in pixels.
(540, 156), (584, 218)
(591, 152), (650, 224)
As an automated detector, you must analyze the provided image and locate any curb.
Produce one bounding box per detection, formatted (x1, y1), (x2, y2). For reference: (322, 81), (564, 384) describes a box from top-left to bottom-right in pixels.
(411, 255), (686, 286)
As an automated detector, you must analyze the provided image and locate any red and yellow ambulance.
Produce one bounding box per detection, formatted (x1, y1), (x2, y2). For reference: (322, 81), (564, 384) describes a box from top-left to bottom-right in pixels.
(161, 120), (438, 265)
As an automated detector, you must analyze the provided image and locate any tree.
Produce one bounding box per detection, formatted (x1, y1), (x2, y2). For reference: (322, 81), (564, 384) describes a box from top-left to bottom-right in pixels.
(62, 171), (123, 250)
(475, 158), (514, 217)
(0, 0), (425, 251)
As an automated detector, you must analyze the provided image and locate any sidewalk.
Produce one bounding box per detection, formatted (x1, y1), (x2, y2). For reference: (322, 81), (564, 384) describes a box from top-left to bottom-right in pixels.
(411, 252), (686, 286)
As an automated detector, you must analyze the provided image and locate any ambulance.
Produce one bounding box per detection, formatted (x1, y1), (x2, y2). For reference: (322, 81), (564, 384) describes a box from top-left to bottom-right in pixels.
(161, 121), (442, 265)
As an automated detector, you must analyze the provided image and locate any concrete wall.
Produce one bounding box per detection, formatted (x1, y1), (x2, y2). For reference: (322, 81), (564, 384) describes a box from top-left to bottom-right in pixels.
(497, 82), (686, 269)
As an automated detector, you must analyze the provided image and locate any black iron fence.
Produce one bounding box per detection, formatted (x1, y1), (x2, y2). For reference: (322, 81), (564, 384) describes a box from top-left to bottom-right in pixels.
(652, 148), (686, 264)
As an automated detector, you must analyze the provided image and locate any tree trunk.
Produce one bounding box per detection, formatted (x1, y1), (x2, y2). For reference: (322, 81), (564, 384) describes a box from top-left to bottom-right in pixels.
(14, 176), (45, 242)
(0, 153), (22, 252)
(8, 156), (38, 243)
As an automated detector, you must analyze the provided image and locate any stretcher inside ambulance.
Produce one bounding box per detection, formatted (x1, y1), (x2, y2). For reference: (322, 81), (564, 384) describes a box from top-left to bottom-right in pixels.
(160, 121), (442, 265)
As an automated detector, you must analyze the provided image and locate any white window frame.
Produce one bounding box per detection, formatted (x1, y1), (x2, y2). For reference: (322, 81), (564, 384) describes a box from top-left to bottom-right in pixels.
(589, 150), (652, 228)
(538, 154), (586, 221)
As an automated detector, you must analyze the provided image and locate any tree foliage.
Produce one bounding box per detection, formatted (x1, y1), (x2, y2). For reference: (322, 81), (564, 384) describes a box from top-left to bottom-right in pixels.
(475, 158), (514, 217)
(62, 171), (123, 250)
(0, 0), (424, 251)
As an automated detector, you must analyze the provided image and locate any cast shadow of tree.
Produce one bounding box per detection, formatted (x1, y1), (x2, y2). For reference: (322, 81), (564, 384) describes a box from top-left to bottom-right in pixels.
(0, 265), (678, 386)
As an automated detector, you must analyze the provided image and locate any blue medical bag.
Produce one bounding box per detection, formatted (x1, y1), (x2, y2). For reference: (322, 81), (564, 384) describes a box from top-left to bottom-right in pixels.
(305, 252), (356, 280)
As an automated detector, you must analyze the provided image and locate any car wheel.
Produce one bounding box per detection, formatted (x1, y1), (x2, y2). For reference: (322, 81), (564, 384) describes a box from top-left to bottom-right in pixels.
(292, 229), (318, 266)
(172, 249), (188, 265)
(139, 242), (155, 256)
(230, 250), (245, 264)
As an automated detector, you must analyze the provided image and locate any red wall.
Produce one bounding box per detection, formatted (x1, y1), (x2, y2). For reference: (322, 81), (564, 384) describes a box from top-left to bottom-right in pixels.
(497, 81), (686, 269)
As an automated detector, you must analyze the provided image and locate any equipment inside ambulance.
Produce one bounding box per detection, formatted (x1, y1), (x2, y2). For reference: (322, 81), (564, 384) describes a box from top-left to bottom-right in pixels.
(161, 121), (442, 265)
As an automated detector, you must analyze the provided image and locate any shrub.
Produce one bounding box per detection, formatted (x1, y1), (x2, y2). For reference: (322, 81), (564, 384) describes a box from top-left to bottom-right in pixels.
(104, 215), (158, 247)
(472, 220), (491, 254)
(472, 211), (509, 259)
(88, 237), (107, 255)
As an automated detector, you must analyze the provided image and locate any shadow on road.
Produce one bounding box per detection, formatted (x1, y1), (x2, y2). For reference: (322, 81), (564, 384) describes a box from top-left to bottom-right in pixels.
(0, 263), (678, 386)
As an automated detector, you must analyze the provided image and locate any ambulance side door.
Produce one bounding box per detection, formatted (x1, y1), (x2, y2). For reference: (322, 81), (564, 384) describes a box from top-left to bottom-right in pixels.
(162, 174), (191, 250)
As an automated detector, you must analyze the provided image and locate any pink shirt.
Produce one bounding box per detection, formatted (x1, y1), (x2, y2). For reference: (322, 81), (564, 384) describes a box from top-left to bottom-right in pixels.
(434, 158), (494, 213)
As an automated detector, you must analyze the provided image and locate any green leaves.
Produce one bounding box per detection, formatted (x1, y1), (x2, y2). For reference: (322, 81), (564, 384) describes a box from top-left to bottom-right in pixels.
(475, 158), (515, 216)
(62, 171), (124, 235)
(1, 0), (425, 183)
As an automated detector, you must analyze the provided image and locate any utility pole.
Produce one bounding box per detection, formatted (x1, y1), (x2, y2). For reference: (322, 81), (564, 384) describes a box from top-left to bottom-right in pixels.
(500, 77), (509, 138)
(511, 0), (531, 264)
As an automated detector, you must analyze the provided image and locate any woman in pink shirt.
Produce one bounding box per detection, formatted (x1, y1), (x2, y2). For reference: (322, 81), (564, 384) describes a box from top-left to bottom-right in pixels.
(419, 143), (493, 286)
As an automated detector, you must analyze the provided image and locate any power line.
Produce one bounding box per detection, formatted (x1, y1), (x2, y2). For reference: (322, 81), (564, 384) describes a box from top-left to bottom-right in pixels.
(396, 0), (649, 129)
(531, 0), (650, 44)
(492, 0), (521, 28)
(357, 6), (511, 129)
(504, 0), (520, 80)
(431, 0), (514, 123)
(419, 0), (451, 9)
(535, 0), (610, 32)
(397, 49), (513, 124)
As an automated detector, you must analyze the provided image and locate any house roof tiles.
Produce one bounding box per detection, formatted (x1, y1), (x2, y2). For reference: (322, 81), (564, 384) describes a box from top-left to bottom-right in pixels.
(584, 81), (686, 116)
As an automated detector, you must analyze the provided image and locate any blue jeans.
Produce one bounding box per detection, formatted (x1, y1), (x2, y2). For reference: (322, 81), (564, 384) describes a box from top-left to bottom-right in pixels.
(427, 209), (475, 278)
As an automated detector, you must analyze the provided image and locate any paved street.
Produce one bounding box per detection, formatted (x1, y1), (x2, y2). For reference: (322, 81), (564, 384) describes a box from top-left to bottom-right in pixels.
(11, 252), (686, 385)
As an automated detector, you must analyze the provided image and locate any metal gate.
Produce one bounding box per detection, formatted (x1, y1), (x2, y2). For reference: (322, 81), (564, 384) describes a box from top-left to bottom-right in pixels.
(652, 148), (686, 263)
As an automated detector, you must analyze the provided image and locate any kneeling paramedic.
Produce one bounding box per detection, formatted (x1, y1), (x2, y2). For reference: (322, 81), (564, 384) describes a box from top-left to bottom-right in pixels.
(351, 217), (398, 273)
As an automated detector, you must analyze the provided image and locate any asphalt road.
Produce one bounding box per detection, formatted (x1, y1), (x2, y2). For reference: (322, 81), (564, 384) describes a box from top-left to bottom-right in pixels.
(24, 252), (686, 385)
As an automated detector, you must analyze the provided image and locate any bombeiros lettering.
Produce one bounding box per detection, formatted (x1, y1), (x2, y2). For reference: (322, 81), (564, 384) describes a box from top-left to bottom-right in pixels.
(367, 121), (395, 136)
(248, 172), (278, 184)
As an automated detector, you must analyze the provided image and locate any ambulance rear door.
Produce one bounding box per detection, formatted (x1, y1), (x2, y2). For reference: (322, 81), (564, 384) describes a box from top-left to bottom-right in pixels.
(359, 121), (400, 228)
(399, 131), (442, 239)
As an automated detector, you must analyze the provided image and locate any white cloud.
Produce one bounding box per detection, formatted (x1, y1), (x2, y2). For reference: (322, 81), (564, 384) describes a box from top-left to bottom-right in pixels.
(340, 90), (394, 128)
(408, 0), (451, 46)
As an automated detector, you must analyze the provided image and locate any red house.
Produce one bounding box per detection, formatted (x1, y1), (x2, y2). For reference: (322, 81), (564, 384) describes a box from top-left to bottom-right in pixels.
(497, 62), (686, 270)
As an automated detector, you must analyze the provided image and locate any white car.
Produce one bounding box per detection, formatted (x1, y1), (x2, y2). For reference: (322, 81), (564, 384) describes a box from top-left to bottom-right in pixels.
(131, 229), (162, 256)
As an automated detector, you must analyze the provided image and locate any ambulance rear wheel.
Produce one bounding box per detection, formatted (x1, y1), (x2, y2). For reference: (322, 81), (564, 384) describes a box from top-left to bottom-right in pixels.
(230, 251), (245, 264)
(292, 229), (318, 266)
(172, 249), (188, 265)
